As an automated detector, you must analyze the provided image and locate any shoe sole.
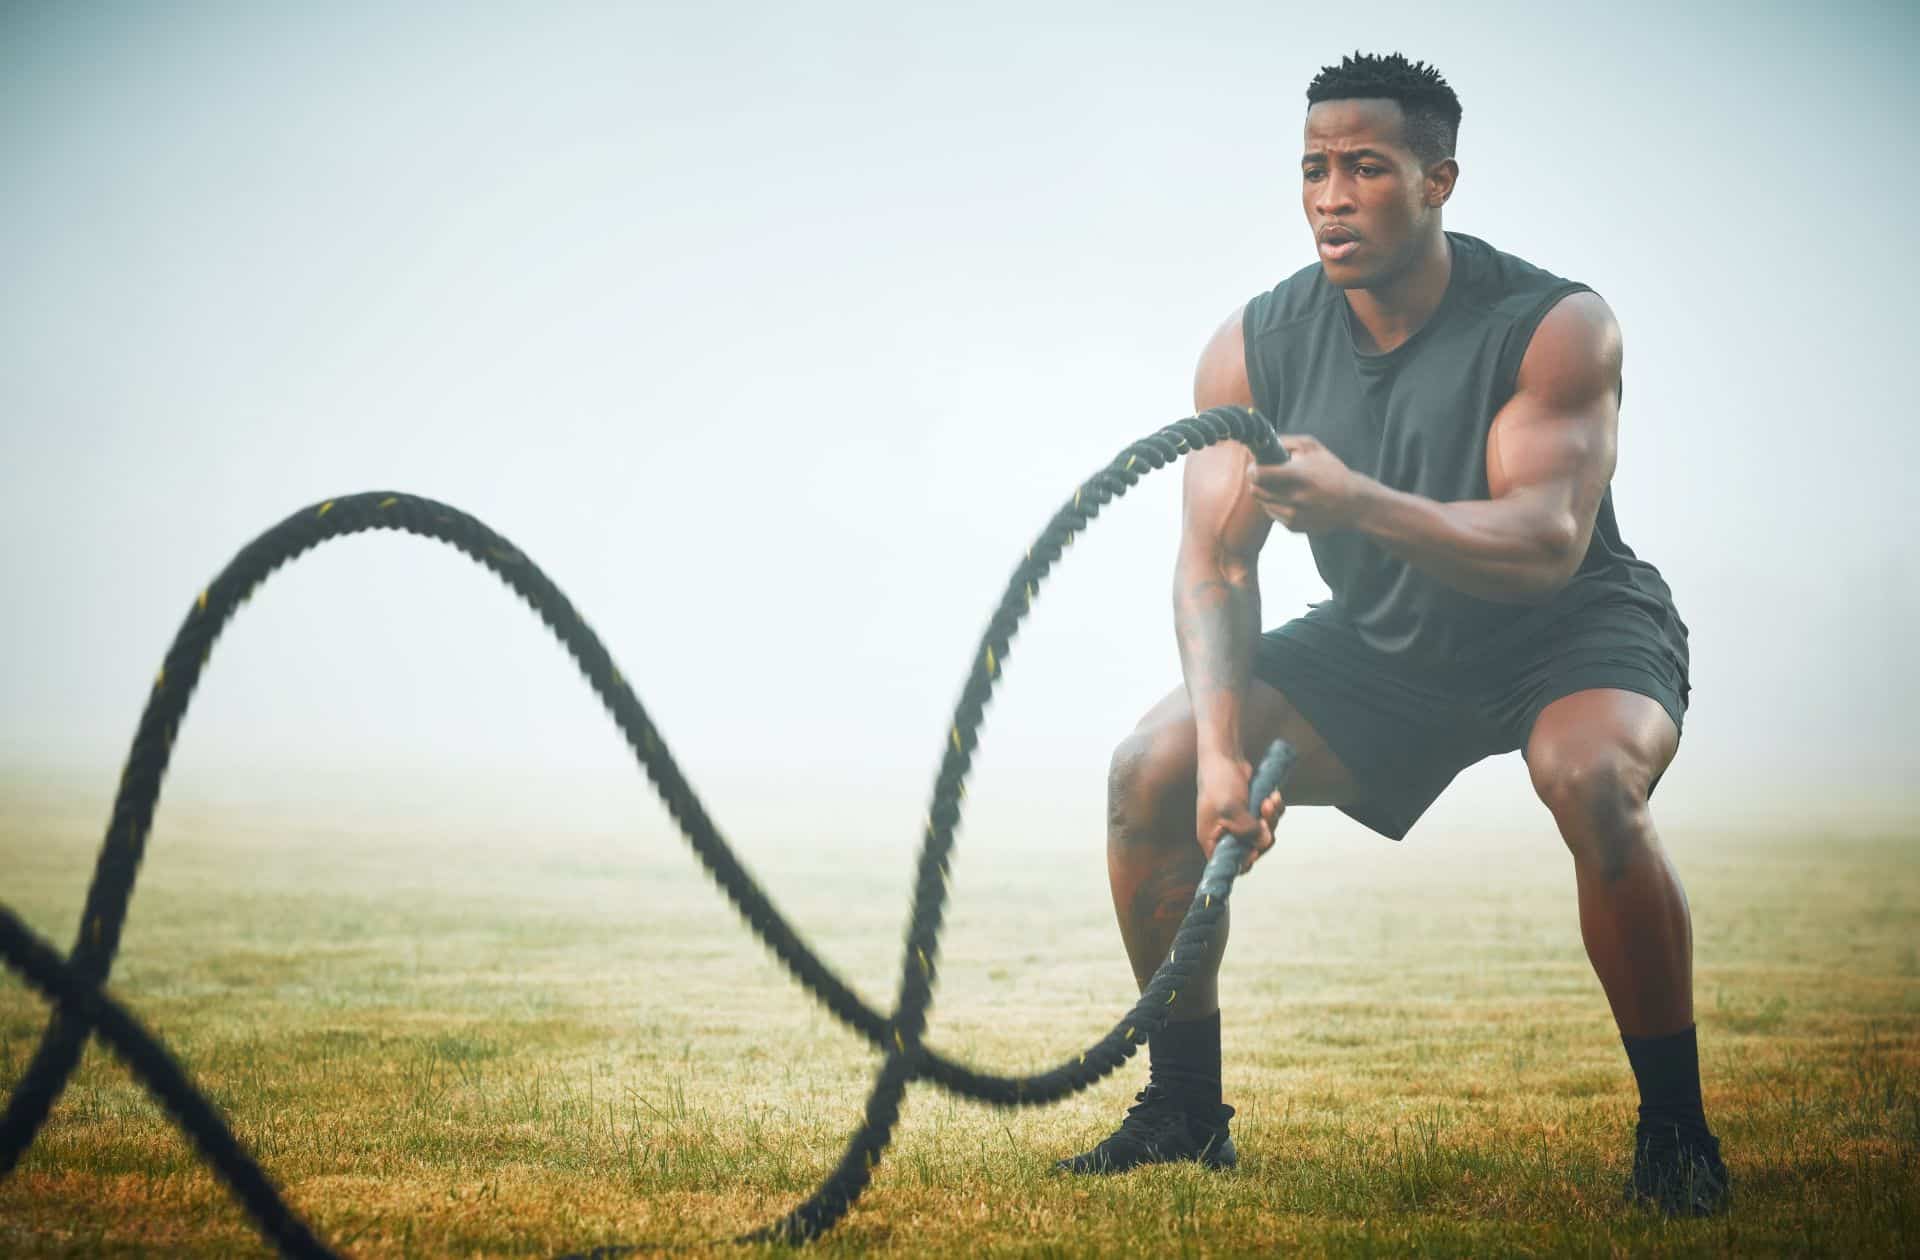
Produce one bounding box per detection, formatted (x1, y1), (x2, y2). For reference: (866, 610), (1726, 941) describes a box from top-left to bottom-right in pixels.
(1052, 1135), (1237, 1176)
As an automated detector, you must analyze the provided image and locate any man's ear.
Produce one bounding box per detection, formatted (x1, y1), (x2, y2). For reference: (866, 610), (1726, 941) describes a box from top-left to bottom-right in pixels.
(1425, 158), (1459, 208)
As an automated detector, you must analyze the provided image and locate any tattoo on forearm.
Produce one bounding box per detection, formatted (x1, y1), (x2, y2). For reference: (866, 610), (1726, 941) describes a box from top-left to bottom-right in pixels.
(1175, 575), (1257, 699)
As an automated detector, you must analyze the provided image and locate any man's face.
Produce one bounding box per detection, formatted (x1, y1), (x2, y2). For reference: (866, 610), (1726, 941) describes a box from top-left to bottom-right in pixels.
(1301, 98), (1438, 289)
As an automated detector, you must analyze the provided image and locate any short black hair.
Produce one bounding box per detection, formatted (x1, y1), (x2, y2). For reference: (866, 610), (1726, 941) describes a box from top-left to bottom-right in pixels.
(1306, 52), (1461, 168)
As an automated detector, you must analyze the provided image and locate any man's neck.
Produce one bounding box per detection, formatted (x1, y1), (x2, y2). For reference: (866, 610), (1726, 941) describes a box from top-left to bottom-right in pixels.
(1343, 230), (1453, 355)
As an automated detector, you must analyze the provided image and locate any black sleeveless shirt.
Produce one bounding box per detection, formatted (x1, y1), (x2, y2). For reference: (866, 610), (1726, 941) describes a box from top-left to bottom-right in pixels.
(1242, 230), (1685, 671)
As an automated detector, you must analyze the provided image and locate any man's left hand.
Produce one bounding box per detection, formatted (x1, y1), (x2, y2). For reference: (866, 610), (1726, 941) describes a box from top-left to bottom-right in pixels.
(1248, 435), (1371, 534)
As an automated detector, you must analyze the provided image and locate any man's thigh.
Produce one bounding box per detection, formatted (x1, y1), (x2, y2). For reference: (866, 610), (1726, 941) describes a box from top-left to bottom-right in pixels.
(1489, 595), (1690, 760)
(1129, 678), (1361, 809)
(1247, 621), (1507, 840)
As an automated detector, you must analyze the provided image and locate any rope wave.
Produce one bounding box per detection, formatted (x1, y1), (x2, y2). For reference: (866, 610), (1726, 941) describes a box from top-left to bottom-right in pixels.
(0, 405), (1286, 1255)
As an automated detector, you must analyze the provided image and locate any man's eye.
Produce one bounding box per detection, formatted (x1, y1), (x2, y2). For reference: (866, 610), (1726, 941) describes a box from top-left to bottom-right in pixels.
(1356, 165), (1381, 176)
(1303, 169), (1324, 181)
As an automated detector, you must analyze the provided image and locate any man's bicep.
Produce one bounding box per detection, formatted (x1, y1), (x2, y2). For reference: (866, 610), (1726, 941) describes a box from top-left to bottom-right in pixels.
(1181, 302), (1270, 565)
(1193, 303), (1254, 412)
(1181, 445), (1270, 571)
(1488, 293), (1622, 522)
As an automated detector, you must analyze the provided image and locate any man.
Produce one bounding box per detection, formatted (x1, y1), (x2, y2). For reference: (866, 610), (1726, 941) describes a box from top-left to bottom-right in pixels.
(1055, 52), (1729, 1216)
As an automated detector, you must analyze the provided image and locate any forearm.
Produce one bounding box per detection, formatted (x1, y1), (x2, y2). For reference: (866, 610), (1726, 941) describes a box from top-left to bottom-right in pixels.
(1173, 550), (1262, 761)
(1351, 478), (1581, 604)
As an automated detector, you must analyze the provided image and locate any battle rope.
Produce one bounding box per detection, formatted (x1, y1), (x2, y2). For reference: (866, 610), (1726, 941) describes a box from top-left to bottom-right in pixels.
(0, 404), (1292, 1254)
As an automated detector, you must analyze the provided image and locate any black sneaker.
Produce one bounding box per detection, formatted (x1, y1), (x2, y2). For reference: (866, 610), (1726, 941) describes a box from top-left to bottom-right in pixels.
(1053, 1083), (1236, 1175)
(1625, 1123), (1731, 1217)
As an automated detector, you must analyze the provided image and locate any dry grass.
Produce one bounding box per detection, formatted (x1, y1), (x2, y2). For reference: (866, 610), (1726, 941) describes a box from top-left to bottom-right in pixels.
(1, 771), (1915, 1257)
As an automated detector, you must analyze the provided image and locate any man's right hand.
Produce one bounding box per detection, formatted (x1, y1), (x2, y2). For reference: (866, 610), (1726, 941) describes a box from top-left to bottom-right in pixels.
(1196, 753), (1286, 873)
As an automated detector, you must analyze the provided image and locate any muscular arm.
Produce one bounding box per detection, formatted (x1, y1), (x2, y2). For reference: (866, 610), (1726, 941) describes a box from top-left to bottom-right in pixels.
(1175, 305), (1273, 761)
(1252, 291), (1622, 604)
(1354, 292), (1620, 601)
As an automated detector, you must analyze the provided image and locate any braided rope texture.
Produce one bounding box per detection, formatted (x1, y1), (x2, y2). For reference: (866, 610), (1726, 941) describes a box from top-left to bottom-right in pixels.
(0, 405), (1284, 1255)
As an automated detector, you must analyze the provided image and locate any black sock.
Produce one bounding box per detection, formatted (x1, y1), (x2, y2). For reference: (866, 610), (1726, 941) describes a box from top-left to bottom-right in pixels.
(1622, 1025), (1711, 1145)
(1149, 1009), (1222, 1113)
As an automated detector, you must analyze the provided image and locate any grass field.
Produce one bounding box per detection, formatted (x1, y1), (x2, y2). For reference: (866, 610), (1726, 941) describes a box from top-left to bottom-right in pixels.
(1, 769), (1915, 1257)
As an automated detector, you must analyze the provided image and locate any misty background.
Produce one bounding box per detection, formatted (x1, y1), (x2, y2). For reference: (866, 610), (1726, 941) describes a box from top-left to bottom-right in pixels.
(4, 1), (1915, 856)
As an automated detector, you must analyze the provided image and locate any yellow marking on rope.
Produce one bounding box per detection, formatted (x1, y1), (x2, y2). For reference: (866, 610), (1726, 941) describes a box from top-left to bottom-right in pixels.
(153, 667), (164, 690)
(1074, 489), (1081, 509)
(196, 589), (207, 612)
(378, 496), (397, 509)
(1079, 1053), (1086, 1066)
(951, 725), (961, 752)
(1166, 990), (1178, 1004)
(985, 646), (997, 677)
(611, 667), (623, 687)
(1124, 1025), (1135, 1041)
(893, 1030), (906, 1053)
(917, 947), (930, 978)
(317, 501), (334, 517)
(1205, 894), (1213, 909)
(1125, 454), (1137, 471)
(1025, 583), (1035, 609)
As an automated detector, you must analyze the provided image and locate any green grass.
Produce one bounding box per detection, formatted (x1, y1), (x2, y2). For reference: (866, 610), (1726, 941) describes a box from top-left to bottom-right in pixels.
(0, 772), (1915, 1256)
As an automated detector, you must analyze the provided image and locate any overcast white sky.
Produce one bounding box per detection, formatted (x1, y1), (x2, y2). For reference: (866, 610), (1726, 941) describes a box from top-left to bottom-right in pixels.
(3, 1), (1916, 835)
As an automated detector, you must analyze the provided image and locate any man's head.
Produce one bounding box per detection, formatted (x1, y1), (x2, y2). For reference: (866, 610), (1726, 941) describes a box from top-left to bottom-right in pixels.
(1302, 52), (1462, 290)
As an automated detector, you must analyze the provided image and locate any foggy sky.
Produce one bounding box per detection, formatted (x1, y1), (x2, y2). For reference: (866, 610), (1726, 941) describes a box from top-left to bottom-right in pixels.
(4, 1), (1916, 830)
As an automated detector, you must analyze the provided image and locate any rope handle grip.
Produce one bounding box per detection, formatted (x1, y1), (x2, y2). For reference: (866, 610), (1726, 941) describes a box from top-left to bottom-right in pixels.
(1195, 738), (1297, 900)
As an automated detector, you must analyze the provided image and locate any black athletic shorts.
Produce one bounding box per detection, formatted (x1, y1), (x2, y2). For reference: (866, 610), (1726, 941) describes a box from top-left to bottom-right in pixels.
(1251, 597), (1690, 841)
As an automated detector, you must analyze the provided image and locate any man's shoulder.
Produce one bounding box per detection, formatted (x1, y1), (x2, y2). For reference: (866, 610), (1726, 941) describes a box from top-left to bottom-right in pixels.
(1448, 231), (1594, 321)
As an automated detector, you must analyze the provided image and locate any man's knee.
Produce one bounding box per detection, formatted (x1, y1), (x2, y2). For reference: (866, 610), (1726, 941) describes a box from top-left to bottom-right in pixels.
(1530, 748), (1653, 878)
(1108, 719), (1195, 840)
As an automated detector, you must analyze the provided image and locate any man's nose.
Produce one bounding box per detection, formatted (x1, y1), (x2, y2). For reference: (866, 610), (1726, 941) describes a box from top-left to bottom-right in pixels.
(1315, 170), (1356, 216)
